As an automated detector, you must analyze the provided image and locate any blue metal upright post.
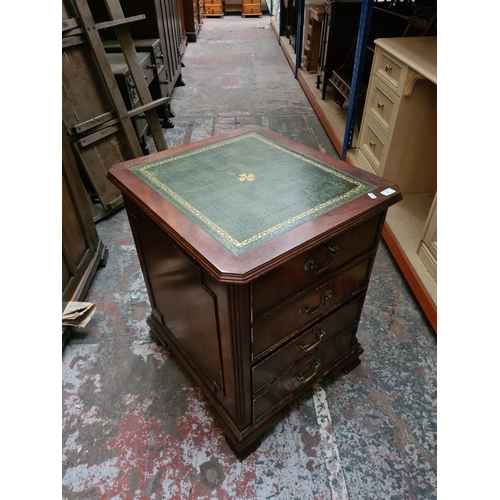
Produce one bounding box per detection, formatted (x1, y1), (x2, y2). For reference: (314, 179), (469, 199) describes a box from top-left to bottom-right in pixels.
(279, 0), (286, 38)
(341, 0), (373, 160)
(294, 0), (305, 78)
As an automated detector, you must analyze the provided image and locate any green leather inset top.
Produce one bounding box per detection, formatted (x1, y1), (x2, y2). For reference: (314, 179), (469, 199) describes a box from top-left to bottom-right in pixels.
(131, 133), (374, 255)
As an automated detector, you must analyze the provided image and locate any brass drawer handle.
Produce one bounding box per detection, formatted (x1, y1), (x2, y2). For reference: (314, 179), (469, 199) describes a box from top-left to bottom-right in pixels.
(299, 290), (332, 316)
(369, 141), (376, 148)
(304, 246), (338, 273)
(297, 329), (326, 352)
(385, 64), (392, 72)
(377, 102), (384, 109)
(295, 360), (321, 384)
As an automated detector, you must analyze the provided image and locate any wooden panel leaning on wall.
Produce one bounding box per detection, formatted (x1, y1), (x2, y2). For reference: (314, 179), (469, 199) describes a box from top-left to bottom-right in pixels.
(62, 126), (108, 348)
(63, 0), (143, 221)
(62, 0), (170, 221)
(86, 0), (186, 97)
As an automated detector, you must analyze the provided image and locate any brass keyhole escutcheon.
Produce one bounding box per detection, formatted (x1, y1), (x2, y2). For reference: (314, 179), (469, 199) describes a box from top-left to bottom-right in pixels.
(369, 141), (376, 148)
(377, 102), (384, 109)
(385, 64), (392, 72)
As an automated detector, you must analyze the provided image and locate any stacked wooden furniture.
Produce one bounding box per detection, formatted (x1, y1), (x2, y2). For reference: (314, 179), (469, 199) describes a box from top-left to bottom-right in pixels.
(107, 126), (401, 459)
(62, 0), (167, 220)
(105, 51), (157, 154)
(302, 5), (324, 72)
(88, 0), (186, 97)
(182, 0), (203, 41)
(63, 126), (108, 347)
(103, 39), (175, 129)
(203, 0), (224, 17)
(354, 36), (437, 326)
(242, 0), (262, 17)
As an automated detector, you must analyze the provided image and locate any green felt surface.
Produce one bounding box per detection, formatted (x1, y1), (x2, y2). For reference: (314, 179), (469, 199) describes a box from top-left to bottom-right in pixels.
(131, 133), (374, 255)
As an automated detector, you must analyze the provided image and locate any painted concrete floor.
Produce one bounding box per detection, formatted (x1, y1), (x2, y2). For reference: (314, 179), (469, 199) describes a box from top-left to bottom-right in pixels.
(62, 14), (437, 499)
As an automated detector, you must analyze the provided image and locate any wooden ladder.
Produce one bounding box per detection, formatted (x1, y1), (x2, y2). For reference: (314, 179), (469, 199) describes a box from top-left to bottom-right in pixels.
(69, 0), (169, 154)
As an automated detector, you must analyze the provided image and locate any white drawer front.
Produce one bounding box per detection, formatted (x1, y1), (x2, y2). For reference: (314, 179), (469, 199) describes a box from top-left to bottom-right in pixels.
(374, 49), (407, 96)
(367, 75), (399, 136)
(355, 148), (377, 176)
(359, 115), (388, 176)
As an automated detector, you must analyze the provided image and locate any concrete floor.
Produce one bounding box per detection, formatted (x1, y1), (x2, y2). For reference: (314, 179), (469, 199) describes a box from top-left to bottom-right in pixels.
(62, 14), (437, 499)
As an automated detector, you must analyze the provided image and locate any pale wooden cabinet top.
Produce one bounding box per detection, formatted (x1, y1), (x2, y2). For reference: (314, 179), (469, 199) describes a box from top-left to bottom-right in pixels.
(375, 36), (437, 84)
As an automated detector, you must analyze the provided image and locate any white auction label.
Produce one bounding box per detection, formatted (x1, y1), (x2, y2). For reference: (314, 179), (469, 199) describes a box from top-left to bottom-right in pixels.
(380, 188), (396, 196)
(367, 193), (377, 199)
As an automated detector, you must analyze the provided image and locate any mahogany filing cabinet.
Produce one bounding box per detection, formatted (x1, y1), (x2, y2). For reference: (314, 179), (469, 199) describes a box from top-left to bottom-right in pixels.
(107, 127), (401, 459)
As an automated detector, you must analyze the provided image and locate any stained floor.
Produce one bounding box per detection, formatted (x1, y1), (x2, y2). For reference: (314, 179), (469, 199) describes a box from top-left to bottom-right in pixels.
(62, 14), (437, 500)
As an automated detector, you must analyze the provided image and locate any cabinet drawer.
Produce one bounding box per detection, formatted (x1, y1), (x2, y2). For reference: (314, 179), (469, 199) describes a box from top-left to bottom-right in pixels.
(252, 257), (372, 358)
(253, 296), (363, 392)
(152, 43), (165, 75)
(143, 55), (156, 87)
(242, 4), (261, 14)
(205, 5), (223, 14)
(366, 75), (398, 136)
(359, 115), (388, 175)
(252, 216), (380, 316)
(254, 326), (355, 421)
(355, 148), (377, 176)
(156, 68), (169, 98)
(133, 114), (148, 140)
(374, 49), (406, 96)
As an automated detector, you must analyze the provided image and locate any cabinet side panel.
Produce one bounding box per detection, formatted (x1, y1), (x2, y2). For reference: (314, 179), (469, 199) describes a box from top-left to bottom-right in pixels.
(384, 78), (437, 194)
(130, 210), (224, 394)
(228, 284), (253, 429)
(200, 276), (253, 430)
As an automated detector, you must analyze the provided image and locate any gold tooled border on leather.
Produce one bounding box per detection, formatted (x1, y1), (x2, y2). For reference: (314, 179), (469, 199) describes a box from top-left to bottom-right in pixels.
(133, 133), (372, 250)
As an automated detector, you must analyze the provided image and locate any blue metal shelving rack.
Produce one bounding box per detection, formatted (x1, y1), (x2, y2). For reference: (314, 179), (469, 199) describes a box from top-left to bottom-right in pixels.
(279, 0), (285, 37)
(294, 0), (305, 78)
(341, 0), (373, 160)
(279, 0), (374, 159)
